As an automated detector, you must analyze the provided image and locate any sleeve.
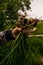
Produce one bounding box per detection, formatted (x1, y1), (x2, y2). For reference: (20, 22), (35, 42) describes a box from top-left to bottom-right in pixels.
(0, 30), (15, 44)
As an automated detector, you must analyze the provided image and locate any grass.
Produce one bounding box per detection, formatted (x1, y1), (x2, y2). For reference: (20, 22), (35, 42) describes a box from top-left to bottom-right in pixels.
(0, 35), (43, 65)
(0, 21), (43, 65)
(32, 21), (43, 34)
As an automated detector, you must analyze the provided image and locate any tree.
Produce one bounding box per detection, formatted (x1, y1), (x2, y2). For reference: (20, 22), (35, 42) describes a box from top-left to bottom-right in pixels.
(0, 0), (31, 20)
(0, 0), (31, 27)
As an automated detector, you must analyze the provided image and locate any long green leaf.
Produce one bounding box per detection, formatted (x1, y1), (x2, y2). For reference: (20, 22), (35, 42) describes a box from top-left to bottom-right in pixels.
(31, 48), (43, 65)
(0, 32), (22, 65)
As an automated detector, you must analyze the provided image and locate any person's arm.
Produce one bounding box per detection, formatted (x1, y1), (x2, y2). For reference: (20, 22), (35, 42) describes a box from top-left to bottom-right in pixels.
(0, 27), (28, 44)
(0, 27), (22, 44)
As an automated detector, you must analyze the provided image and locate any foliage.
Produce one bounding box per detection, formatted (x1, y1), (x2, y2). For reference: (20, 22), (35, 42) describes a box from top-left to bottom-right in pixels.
(0, 0), (31, 30)
(0, 12), (5, 30)
(0, 0), (31, 20)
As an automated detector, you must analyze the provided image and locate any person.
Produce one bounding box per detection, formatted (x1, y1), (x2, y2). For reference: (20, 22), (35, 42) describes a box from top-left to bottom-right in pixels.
(0, 27), (28, 44)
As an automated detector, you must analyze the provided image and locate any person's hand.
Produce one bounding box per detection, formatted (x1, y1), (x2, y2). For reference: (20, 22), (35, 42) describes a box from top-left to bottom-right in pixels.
(12, 27), (22, 38)
(12, 27), (29, 38)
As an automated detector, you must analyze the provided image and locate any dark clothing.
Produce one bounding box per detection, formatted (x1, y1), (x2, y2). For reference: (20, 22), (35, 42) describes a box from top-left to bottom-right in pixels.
(0, 30), (15, 44)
